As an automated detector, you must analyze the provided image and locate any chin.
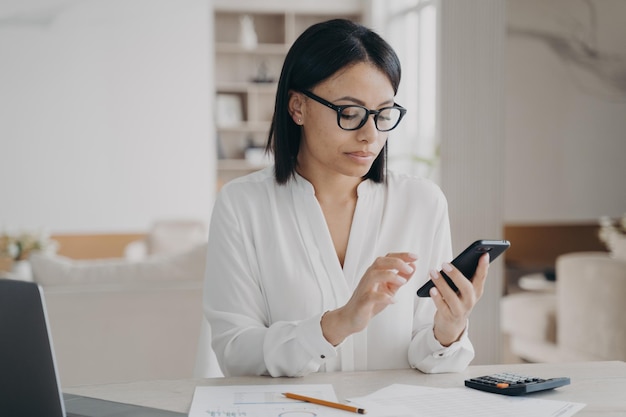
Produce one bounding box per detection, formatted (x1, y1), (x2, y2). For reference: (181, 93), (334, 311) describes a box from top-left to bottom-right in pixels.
(341, 166), (373, 179)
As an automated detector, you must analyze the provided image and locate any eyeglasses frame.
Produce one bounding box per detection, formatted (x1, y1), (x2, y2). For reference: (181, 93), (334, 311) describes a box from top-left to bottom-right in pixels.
(300, 90), (407, 132)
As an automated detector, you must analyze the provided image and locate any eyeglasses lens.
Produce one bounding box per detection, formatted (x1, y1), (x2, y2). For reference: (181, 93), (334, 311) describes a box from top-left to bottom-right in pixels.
(339, 107), (366, 130)
(376, 108), (401, 131)
(338, 106), (402, 131)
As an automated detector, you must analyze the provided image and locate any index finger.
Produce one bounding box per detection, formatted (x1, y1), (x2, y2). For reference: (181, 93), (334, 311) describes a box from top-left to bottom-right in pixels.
(385, 252), (418, 263)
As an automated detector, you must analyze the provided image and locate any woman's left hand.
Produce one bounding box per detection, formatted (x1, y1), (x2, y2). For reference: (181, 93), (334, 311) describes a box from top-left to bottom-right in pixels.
(428, 253), (489, 346)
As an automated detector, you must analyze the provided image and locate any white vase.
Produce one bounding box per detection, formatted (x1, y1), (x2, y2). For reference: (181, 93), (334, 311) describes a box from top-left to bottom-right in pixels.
(11, 260), (33, 281)
(239, 14), (258, 50)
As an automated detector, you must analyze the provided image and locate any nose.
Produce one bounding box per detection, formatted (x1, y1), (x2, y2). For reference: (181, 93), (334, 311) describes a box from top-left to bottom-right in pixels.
(357, 114), (378, 142)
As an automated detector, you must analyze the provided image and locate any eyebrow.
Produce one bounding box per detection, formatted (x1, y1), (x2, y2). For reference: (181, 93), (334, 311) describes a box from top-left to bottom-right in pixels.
(334, 95), (395, 108)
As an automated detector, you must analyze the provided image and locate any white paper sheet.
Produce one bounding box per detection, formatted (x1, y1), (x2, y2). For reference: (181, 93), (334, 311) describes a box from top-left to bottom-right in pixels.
(188, 384), (358, 417)
(188, 382), (586, 417)
(348, 384), (586, 417)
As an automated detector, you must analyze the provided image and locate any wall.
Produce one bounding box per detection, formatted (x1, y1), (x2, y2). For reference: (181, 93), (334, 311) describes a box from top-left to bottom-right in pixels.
(438, 0), (507, 366)
(4, 1), (623, 232)
(505, 0), (626, 224)
(0, 0), (215, 233)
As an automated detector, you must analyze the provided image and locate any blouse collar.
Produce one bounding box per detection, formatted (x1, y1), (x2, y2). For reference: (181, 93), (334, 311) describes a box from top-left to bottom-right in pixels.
(292, 171), (377, 197)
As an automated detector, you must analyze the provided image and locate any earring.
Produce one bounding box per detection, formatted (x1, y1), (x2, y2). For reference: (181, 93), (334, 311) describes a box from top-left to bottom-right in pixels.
(298, 119), (302, 124)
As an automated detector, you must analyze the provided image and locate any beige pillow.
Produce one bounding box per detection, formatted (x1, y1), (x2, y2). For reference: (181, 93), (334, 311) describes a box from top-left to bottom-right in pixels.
(30, 243), (207, 286)
(146, 220), (207, 255)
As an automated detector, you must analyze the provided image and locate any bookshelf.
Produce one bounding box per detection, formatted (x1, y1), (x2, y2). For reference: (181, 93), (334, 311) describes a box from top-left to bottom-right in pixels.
(212, 0), (366, 186)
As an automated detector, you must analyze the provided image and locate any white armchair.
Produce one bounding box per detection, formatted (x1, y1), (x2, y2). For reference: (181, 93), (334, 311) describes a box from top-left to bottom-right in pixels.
(501, 252), (626, 363)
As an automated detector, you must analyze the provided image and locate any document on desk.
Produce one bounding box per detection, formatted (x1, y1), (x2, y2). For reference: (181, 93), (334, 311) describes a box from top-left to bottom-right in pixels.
(188, 384), (397, 417)
(348, 384), (586, 417)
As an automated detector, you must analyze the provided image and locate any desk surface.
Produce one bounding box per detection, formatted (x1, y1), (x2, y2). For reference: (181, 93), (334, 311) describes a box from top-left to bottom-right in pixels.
(66, 361), (626, 416)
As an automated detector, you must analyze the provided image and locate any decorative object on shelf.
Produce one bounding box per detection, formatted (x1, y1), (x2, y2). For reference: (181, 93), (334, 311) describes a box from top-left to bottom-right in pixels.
(251, 61), (275, 84)
(238, 14), (257, 50)
(244, 137), (271, 166)
(215, 93), (243, 127)
(598, 213), (626, 260)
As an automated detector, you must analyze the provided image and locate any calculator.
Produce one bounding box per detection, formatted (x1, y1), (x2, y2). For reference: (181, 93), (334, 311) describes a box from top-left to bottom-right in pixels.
(465, 372), (570, 396)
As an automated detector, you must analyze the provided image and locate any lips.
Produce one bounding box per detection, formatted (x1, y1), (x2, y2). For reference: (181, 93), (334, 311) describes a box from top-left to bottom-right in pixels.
(347, 151), (375, 158)
(345, 150), (376, 165)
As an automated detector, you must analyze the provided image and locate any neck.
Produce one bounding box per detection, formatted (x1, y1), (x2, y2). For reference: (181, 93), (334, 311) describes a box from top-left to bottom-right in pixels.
(297, 169), (362, 203)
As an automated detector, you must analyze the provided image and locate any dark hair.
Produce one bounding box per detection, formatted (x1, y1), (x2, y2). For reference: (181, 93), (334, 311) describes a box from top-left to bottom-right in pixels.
(266, 19), (402, 184)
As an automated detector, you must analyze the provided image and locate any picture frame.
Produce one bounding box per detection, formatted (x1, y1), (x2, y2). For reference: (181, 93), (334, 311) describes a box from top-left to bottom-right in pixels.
(215, 94), (243, 127)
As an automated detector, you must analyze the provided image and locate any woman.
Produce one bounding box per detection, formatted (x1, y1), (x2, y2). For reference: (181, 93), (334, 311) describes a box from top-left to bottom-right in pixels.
(204, 19), (490, 377)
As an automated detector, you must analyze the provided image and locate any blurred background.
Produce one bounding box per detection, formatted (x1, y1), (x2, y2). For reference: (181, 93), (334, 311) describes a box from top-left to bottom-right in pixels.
(1, 0), (625, 373)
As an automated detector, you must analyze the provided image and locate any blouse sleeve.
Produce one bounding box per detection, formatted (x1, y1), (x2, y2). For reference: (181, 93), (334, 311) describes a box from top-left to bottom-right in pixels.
(203, 188), (336, 377)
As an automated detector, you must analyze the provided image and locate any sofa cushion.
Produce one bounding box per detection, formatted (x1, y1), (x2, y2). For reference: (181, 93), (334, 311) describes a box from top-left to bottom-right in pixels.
(146, 220), (207, 255)
(30, 243), (207, 286)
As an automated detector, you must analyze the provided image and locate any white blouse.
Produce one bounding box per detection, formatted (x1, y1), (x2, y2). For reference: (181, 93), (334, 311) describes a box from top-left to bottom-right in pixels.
(203, 167), (474, 377)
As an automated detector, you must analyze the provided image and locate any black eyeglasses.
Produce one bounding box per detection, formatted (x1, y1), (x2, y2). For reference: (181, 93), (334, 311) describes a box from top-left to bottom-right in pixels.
(301, 90), (407, 132)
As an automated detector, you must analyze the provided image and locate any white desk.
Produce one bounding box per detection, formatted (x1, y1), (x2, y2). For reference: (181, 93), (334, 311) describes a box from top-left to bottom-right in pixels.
(65, 361), (626, 417)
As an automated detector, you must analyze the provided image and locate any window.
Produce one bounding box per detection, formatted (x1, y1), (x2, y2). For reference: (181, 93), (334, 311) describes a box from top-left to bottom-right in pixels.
(380, 0), (439, 182)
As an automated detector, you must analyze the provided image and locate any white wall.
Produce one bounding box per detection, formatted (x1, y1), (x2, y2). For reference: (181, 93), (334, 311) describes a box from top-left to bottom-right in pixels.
(0, 0), (215, 233)
(438, 0), (507, 366)
(505, 0), (626, 224)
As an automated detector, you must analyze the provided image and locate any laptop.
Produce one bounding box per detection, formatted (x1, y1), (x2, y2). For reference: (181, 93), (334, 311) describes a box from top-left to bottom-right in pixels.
(0, 279), (186, 417)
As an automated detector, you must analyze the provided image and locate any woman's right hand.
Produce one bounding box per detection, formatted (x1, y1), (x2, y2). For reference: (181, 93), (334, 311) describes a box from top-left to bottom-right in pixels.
(321, 252), (417, 346)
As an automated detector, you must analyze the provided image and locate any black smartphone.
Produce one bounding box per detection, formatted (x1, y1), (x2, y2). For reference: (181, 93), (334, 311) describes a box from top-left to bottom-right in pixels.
(416, 239), (510, 297)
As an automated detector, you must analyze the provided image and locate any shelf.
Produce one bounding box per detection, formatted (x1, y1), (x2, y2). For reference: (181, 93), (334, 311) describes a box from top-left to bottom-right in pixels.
(214, 12), (285, 45)
(213, 2), (365, 186)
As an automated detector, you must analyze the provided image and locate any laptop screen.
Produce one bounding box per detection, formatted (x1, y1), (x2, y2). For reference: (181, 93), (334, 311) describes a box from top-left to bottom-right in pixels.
(0, 280), (66, 417)
(0, 279), (186, 417)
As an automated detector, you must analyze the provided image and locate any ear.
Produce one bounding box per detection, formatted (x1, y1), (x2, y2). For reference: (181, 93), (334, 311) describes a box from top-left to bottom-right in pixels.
(288, 90), (305, 125)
